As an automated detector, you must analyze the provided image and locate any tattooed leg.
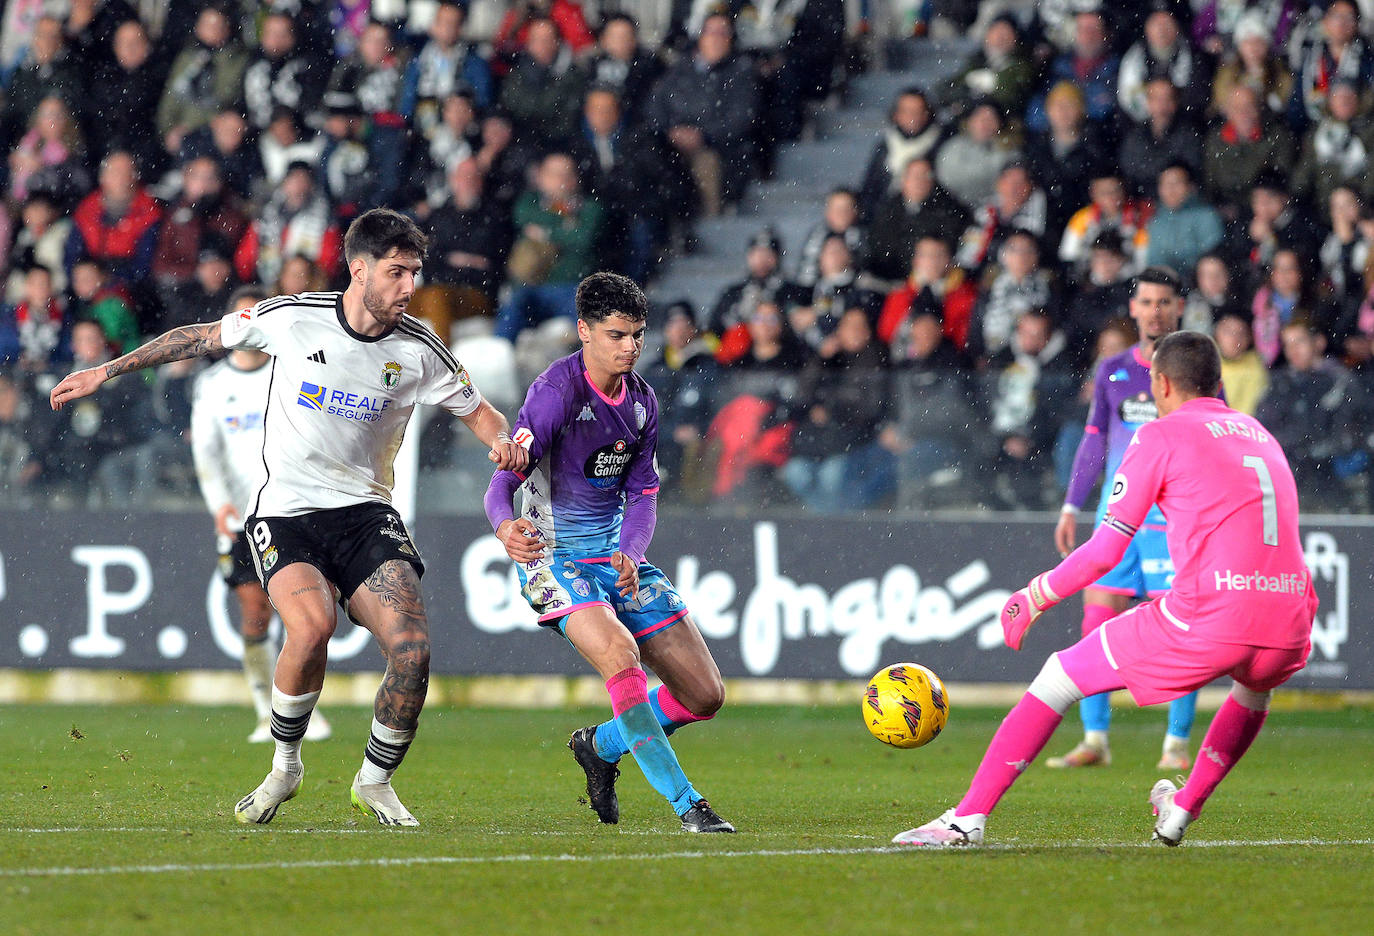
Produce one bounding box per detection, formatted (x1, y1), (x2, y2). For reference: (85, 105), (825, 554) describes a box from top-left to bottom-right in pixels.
(351, 560), (431, 732)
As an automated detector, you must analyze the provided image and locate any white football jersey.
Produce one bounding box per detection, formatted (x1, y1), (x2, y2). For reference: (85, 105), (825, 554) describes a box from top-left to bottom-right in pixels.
(190, 357), (271, 522)
(219, 291), (483, 517)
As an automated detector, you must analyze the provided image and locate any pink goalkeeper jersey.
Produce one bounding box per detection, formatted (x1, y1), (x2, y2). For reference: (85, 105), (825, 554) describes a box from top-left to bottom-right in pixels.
(1104, 396), (1316, 649)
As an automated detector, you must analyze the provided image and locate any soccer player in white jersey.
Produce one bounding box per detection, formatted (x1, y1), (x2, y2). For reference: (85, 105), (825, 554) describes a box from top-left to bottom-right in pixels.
(191, 285), (330, 744)
(894, 332), (1317, 847)
(51, 209), (528, 827)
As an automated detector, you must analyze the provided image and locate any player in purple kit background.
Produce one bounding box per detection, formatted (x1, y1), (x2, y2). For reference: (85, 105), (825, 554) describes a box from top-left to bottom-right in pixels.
(485, 272), (735, 833)
(1050, 266), (1198, 771)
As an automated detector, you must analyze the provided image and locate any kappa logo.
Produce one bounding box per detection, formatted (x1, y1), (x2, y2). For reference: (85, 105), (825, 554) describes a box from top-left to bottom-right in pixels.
(381, 361), (402, 390)
(307, 349), (327, 364)
(577, 404), (596, 422)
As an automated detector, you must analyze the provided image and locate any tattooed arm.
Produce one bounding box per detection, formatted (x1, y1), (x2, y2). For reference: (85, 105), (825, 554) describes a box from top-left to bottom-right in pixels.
(50, 322), (226, 411)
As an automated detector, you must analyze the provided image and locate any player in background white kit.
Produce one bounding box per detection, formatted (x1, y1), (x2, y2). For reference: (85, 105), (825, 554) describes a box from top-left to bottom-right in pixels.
(191, 285), (330, 744)
(51, 210), (528, 827)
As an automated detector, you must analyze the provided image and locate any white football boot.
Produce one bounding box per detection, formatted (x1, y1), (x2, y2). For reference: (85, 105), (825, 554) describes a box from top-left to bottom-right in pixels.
(350, 771), (420, 827)
(235, 768), (303, 824)
(1149, 778), (1195, 846)
(892, 808), (986, 847)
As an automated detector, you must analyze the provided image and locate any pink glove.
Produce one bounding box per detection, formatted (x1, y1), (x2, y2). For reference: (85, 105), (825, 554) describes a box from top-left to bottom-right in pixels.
(1000, 573), (1061, 651)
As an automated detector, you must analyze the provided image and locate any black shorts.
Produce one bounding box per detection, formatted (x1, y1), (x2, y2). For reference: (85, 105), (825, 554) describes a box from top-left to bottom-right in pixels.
(218, 532), (260, 588)
(244, 502), (425, 599)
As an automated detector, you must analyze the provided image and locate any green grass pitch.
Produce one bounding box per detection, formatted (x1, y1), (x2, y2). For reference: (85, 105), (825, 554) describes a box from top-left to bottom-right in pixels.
(3, 702), (1372, 935)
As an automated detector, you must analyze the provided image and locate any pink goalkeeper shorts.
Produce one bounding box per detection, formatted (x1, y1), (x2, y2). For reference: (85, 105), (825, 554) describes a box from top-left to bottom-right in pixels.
(1096, 598), (1311, 706)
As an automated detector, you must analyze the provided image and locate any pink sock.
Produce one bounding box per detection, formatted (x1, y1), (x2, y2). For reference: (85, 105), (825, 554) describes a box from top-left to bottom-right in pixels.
(956, 695), (1063, 816)
(1081, 602), (1116, 638)
(657, 685), (714, 723)
(1173, 695), (1268, 817)
(606, 667), (649, 715)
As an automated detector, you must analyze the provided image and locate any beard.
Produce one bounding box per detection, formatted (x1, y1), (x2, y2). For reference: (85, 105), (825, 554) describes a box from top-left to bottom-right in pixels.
(362, 280), (402, 325)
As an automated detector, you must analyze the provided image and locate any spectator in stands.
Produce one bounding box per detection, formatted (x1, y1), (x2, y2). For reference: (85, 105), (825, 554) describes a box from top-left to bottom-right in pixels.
(710, 228), (807, 359)
(1292, 81), (1374, 211)
(168, 240), (236, 329)
(235, 161), (341, 289)
(1290, 0), (1373, 130)
(318, 94), (374, 221)
(474, 110), (538, 210)
(89, 19), (163, 176)
(413, 90), (483, 211)
(1024, 82), (1110, 238)
(569, 87), (671, 284)
(585, 14), (662, 129)
(1117, 7), (1207, 123)
(1142, 162), (1224, 277)
(1257, 318), (1374, 505)
(958, 163), (1049, 274)
(781, 306), (893, 512)
(1226, 170), (1322, 285)
(426, 156), (512, 319)
(857, 88), (942, 223)
(1025, 11), (1120, 133)
(1215, 311), (1269, 415)
(242, 12), (325, 132)
(1320, 186), (1371, 309)
(2, 16), (83, 146)
(257, 107), (323, 189)
(1204, 84), (1295, 212)
(2, 264), (69, 372)
(1252, 248), (1320, 365)
(152, 157), (249, 309)
(788, 236), (881, 350)
(878, 236), (980, 355)
(404, 2), (495, 134)
(1183, 252), (1245, 333)
(1063, 231), (1135, 364)
(1208, 12), (1293, 121)
(1059, 173), (1150, 275)
(67, 258), (138, 354)
(939, 15), (1036, 119)
(494, 152), (603, 342)
(327, 21), (410, 208)
(8, 96), (87, 205)
(649, 13), (760, 215)
(1118, 78), (1204, 199)
(983, 307), (1076, 509)
(761, 0), (850, 147)
(5, 194), (70, 304)
(180, 107), (262, 201)
(935, 101), (1019, 212)
(60, 0), (139, 72)
(867, 158), (970, 282)
(493, 0), (596, 64)
(796, 188), (866, 288)
(276, 254), (327, 297)
(968, 229), (1055, 361)
(724, 297), (812, 371)
(156, 5), (248, 156)
(642, 300), (720, 494)
(499, 17), (586, 149)
(1193, 2), (1298, 57)
(64, 150), (162, 310)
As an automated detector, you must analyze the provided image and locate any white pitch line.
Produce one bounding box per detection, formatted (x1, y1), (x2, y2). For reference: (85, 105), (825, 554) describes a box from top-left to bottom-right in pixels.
(3, 839), (1373, 878)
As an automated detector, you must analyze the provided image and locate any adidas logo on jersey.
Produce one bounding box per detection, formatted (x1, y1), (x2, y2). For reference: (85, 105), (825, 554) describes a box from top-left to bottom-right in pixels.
(308, 350), (327, 364)
(577, 405), (596, 422)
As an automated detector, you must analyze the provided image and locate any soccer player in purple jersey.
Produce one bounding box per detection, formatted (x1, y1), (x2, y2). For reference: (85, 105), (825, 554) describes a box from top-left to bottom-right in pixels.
(1049, 266), (1198, 771)
(484, 272), (735, 833)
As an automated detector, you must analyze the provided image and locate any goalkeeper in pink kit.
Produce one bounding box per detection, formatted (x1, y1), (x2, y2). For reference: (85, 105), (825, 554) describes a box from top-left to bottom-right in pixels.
(895, 331), (1317, 847)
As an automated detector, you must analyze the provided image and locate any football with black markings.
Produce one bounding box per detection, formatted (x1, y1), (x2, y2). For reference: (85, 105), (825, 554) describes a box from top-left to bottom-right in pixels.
(863, 663), (949, 749)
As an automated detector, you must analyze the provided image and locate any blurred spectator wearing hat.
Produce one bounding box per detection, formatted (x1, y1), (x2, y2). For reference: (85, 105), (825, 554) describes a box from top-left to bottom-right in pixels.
(1024, 81), (1111, 237)
(234, 160), (341, 288)
(1204, 84), (1295, 212)
(403, 1), (494, 133)
(1208, 11), (1294, 121)
(1059, 172), (1151, 275)
(857, 88), (942, 224)
(1118, 78), (1204, 198)
(939, 15), (1036, 120)
(1290, 0), (1374, 131)
(1025, 11), (1120, 134)
(866, 157), (970, 282)
(1141, 162), (1223, 279)
(642, 300), (720, 495)
(156, 4), (248, 157)
(1062, 230), (1136, 363)
(648, 13), (760, 216)
(709, 228), (807, 362)
(152, 156), (249, 312)
(934, 100), (1020, 212)
(1117, 6), (1208, 124)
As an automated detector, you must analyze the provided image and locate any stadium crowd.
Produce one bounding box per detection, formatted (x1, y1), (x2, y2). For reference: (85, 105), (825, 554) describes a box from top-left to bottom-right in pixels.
(1, 0), (1373, 515)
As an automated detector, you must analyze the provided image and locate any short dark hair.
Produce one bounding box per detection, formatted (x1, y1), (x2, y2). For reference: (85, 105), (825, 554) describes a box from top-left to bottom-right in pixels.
(1152, 331), (1221, 397)
(230, 284), (266, 307)
(343, 208), (428, 264)
(576, 272), (648, 324)
(1133, 264), (1182, 298)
